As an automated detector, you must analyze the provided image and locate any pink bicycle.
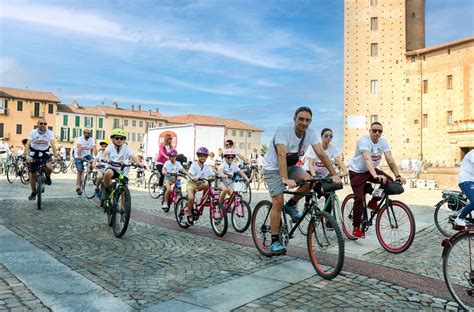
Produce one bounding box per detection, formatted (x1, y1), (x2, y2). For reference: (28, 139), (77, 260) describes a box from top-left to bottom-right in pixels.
(175, 177), (228, 237)
(158, 172), (186, 213)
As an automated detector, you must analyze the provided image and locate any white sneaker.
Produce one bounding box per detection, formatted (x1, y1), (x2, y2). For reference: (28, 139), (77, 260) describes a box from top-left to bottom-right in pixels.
(454, 217), (467, 227)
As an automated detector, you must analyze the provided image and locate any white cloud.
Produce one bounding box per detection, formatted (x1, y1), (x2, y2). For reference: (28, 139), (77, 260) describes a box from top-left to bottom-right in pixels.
(0, 57), (46, 86)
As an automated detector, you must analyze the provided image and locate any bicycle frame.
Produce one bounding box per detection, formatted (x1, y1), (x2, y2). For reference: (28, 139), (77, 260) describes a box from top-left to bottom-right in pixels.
(192, 180), (220, 220)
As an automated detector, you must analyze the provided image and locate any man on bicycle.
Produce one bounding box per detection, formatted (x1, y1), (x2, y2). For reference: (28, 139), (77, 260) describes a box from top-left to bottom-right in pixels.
(264, 106), (340, 255)
(75, 129), (96, 195)
(25, 118), (57, 200)
(454, 149), (474, 227)
(348, 122), (405, 238)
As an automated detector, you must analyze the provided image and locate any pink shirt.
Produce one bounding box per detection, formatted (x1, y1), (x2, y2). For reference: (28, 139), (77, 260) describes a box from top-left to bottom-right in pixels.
(156, 144), (172, 165)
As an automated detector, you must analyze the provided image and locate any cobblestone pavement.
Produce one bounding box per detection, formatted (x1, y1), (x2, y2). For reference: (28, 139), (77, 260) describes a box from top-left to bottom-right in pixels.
(0, 174), (462, 310)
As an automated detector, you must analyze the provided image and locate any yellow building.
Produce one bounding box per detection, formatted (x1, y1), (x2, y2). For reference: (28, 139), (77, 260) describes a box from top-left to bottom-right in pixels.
(167, 114), (263, 157)
(344, 0), (474, 166)
(0, 87), (60, 148)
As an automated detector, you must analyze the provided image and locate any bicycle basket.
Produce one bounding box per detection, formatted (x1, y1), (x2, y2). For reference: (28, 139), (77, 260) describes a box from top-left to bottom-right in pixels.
(232, 181), (245, 192)
(321, 182), (343, 193)
(442, 190), (462, 210)
(385, 181), (404, 195)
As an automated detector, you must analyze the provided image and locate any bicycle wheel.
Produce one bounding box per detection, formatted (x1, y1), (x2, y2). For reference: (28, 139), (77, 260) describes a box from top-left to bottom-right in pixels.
(148, 172), (161, 199)
(434, 199), (459, 237)
(6, 164), (17, 184)
(52, 161), (62, 174)
(174, 197), (190, 228)
(210, 201), (228, 237)
(307, 211), (344, 280)
(231, 199), (251, 233)
(83, 171), (96, 199)
(375, 200), (415, 253)
(251, 200), (273, 257)
(19, 163), (29, 184)
(112, 186), (131, 238)
(340, 194), (358, 240)
(70, 161), (77, 174)
(443, 232), (474, 310)
(240, 183), (252, 204)
(36, 175), (43, 210)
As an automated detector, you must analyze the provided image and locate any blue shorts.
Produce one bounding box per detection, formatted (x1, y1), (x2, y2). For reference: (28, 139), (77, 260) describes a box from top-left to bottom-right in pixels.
(74, 155), (93, 172)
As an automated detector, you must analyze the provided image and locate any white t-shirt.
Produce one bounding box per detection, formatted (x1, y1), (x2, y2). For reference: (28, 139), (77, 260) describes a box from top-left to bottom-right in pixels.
(348, 135), (391, 173)
(458, 150), (474, 184)
(104, 145), (133, 177)
(263, 124), (320, 171)
(219, 161), (240, 177)
(302, 144), (340, 176)
(164, 160), (183, 174)
(188, 161), (213, 180)
(95, 150), (104, 162)
(76, 136), (95, 157)
(28, 129), (54, 151)
(0, 142), (8, 153)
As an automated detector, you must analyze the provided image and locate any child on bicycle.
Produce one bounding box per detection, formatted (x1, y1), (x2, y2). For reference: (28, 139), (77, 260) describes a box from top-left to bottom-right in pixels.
(218, 148), (250, 204)
(135, 152), (148, 180)
(93, 139), (109, 197)
(185, 147), (213, 224)
(162, 148), (184, 211)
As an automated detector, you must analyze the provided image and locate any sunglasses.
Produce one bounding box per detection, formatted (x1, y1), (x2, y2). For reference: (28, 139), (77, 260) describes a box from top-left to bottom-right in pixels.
(226, 156), (235, 160)
(323, 134), (333, 139)
(197, 154), (208, 157)
(39, 122), (47, 125)
(371, 129), (383, 134)
(113, 136), (126, 141)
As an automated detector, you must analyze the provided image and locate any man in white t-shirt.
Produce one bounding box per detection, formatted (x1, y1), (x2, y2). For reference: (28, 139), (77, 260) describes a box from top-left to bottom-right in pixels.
(454, 150), (474, 226)
(0, 137), (9, 173)
(25, 118), (58, 200)
(74, 129), (97, 195)
(263, 106), (341, 255)
(348, 122), (405, 238)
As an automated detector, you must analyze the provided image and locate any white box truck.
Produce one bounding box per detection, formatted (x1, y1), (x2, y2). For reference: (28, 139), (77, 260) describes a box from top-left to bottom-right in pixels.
(144, 124), (225, 163)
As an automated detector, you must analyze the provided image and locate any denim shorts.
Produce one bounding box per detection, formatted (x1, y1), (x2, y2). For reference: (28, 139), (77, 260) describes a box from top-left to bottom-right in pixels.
(264, 166), (307, 197)
(74, 155), (93, 172)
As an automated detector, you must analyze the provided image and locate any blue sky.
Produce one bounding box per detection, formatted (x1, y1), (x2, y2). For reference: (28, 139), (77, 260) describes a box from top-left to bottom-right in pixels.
(0, 0), (473, 149)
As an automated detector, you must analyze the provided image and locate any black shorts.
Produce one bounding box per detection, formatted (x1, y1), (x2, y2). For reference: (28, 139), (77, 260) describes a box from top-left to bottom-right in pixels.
(105, 168), (120, 180)
(29, 149), (51, 173)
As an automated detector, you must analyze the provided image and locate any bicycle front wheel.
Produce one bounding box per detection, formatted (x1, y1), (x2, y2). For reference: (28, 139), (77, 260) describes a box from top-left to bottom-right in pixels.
(70, 161), (77, 174)
(307, 211), (344, 280)
(251, 200), (273, 257)
(210, 201), (228, 237)
(241, 183), (252, 204)
(52, 161), (62, 174)
(6, 164), (17, 184)
(175, 197), (190, 229)
(112, 186), (131, 238)
(20, 164), (30, 185)
(340, 194), (358, 240)
(443, 231), (474, 310)
(375, 200), (415, 253)
(231, 199), (251, 233)
(83, 172), (96, 199)
(148, 172), (161, 199)
(434, 199), (459, 237)
(36, 175), (43, 210)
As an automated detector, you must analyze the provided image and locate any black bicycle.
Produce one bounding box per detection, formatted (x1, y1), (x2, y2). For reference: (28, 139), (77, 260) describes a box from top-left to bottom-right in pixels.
(251, 178), (345, 280)
(434, 189), (470, 237)
(6, 156), (29, 185)
(32, 158), (50, 210)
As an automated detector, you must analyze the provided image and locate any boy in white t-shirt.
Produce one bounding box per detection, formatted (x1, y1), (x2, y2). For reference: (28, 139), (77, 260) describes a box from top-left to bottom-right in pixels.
(162, 148), (185, 211)
(218, 148), (250, 204)
(454, 150), (474, 226)
(93, 140), (109, 197)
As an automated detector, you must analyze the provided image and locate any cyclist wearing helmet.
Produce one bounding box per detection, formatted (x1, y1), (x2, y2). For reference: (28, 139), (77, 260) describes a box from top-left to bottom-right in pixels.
(218, 148), (250, 203)
(101, 129), (142, 199)
(93, 139), (109, 197)
(162, 148), (185, 212)
(185, 147), (213, 224)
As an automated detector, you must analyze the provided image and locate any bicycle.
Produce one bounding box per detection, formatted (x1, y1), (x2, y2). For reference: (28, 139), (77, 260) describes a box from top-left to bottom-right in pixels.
(175, 177), (228, 237)
(135, 168), (147, 188)
(251, 178), (345, 280)
(100, 161), (137, 238)
(83, 162), (107, 199)
(434, 189), (470, 237)
(249, 164), (261, 190)
(212, 177), (252, 233)
(157, 172), (185, 212)
(31, 158), (50, 210)
(442, 224), (474, 310)
(340, 181), (416, 253)
(6, 156), (29, 185)
(148, 169), (162, 199)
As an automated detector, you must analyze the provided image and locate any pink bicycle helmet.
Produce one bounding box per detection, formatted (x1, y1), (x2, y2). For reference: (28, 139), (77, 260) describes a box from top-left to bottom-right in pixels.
(196, 147), (209, 155)
(223, 148), (236, 156)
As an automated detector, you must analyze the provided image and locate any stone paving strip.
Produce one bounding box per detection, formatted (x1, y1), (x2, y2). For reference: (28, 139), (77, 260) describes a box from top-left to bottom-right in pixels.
(0, 225), (132, 311)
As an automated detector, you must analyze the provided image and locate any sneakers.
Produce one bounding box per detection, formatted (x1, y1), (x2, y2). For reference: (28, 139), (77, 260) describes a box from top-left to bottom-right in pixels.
(367, 199), (378, 210)
(270, 241), (287, 255)
(284, 204), (302, 223)
(353, 227), (365, 238)
(45, 176), (52, 185)
(76, 188), (83, 196)
(454, 217), (467, 227)
(162, 204), (169, 211)
(93, 188), (100, 198)
(28, 192), (37, 200)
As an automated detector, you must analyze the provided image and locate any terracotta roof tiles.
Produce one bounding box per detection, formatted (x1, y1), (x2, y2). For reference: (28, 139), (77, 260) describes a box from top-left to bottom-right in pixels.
(167, 114), (262, 131)
(97, 105), (166, 120)
(57, 103), (105, 116)
(0, 86), (60, 103)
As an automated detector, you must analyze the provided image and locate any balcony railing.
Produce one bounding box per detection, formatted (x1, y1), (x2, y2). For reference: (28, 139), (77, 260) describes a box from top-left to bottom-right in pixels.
(0, 108), (9, 115)
(30, 111), (45, 118)
(448, 121), (474, 133)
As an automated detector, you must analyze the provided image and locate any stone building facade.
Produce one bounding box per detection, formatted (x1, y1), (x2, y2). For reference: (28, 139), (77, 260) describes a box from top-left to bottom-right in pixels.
(344, 0), (473, 167)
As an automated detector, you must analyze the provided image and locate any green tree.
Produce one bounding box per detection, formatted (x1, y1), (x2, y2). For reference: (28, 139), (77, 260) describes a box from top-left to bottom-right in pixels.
(260, 144), (268, 155)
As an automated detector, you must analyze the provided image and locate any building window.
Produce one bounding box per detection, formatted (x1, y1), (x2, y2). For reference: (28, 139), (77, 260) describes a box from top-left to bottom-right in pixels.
(113, 118), (120, 128)
(407, 97), (411, 101)
(406, 79), (409, 83)
(124, 119), (128, 127)
(370, 115), (378, 123)
(63, 115), (68, 126)
(370, 43), (378, 56)
(447, 111), (453, 126)
(248, 131), (251, 138)
(84, 117), (93, 128)
(0, 123), (3, 137)
(73, 128), (82, 138)
(370, 17), (378, 31)
(371, 80), (378, 94)
(34, 102), (40, 117)
(239, 143), (244, 149)
(48, 104), (54, 114)
(414, 119), (419, 125)
(447, 75), (453, 90)
(60, 127), (69, 141)
(16, 124), (22, 135)
(96, 130), (105, 140)
(75, 116), (80, 127)
(139, 121), (144, 127)
(132, 120), (137, 127)
(232, 129), (236, 136)
(99, 118), (103, 128)
(0, 99), (5, 109)
(17, 101), (23, 111)
(370, 0), (377, 6)
(248, 143), (251, 149)
(159, 122), (163, 127)
(240, 130), (244, 137)
(132, 133), (136, 141)
(138, 133), (143, 142)
(48, 126), (53, 131)
(423, 80), (428, 93)
(411, 56), (416, 62)
(422, 114), (428, 128)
